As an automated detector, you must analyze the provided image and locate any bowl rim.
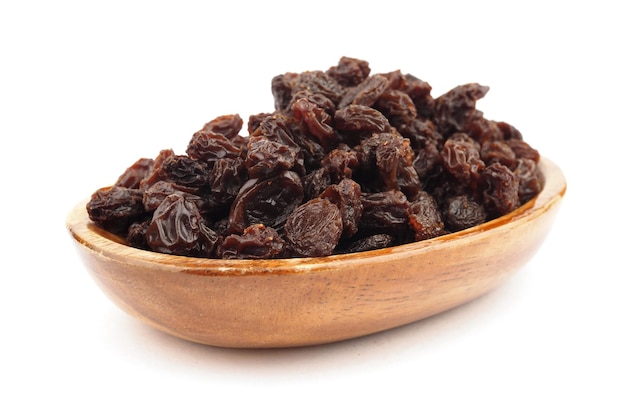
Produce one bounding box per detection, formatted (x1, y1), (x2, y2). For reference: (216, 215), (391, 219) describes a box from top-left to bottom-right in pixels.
(67, 157), (566, 275)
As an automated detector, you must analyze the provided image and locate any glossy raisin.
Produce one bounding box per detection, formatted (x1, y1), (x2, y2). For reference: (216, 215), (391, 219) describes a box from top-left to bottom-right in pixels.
(358, 190), (410, 237)
(87, 186), (146, 233)
(441, 134), (485, 188)
(218, 224), (284, 260)
(319, 178), (363, 238)
(146, 194), (218, 257)
(227, 170), (304, 234)
(284, 198), (343, 257)
(334, 105), (391, 136)
(201, 114), (243, 139)
(186, 130), (241, 167)
(326, 56), (371, 87)
(434, 83), (489, 137)
(479, 162), (520, 216)
(115, 158), (154, 189)
(407, 191), (446, 241)
(443, 194), (487, 232)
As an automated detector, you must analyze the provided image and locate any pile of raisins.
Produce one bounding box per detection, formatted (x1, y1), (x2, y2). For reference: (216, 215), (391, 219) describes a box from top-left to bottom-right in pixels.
(87, 57), (543, 259)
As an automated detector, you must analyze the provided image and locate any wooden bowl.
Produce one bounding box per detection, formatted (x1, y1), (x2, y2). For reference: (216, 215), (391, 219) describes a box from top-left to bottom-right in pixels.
(66, 157), (566, 348)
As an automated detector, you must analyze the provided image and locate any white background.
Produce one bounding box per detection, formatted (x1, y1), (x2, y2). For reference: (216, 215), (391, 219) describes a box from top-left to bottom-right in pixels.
(1, 1), (624, 415)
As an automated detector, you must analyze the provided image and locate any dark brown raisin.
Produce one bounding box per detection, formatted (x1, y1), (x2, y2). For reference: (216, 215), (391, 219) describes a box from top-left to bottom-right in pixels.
(227, 170), (304, 234)
(434, 83), (489, 137)
(342, 234), (393, 254)
(143, 181), (207, 213)
(201, 114), (243, 139)
(443, 194), (487, 232)
(334, 105), (391, 136)
(87, 186), (146, 234)
(186, 130), (241, 166)
(407, 191), (446, 241)
(292, 96), (337, 150)
(146, 194), (218, 257)
(218, 224), (284, 260)
(284, 198), (343, 257)
(375, 133), (421, 198)
(326, 56), (371, 87)
(115, 158), (154, 189)
(319, 178), (363, 238)
(375, 89), (417, 127)
(320, 145), (360, 183)
(480, 140), (517, 168)
(159, 155), (210, 188)
(339, 74), (390, 108)
(126, 218), (151, 249)
(441, 134), (485, 188)
(479, 163), (520, 216)
(245, 135), (299, 179)
(514, 158), (544, 204)
(507, 139), (540, 163)
(271, 72), (299, 112)
(359, 190), (410, 236)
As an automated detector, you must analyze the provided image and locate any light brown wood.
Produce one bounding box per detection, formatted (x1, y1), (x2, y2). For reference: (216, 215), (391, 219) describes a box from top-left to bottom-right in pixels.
(66, 158), (566, 348)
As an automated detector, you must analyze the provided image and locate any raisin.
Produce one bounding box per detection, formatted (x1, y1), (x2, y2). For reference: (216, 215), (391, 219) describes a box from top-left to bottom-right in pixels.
(326, 56), (371, 87)
(143, 181), (207, 212)
(507, 139), (540, 163)
(146, 194), (218, 257)
(160, 154), (211, 188)
(443, 194), (487, 232)
(480, 140), (517, 168)
(302, 168), (332, 200)
(271, 72), (299, 112)
(441, 134), (485, 188)
(186, 130), (241, 166)
(139, 148), (175, 190)
(115, 158), (154, 189)
(126, 218), (151, 249)
(334, 105), (391, 136)
(339, 74), (390, 108)
(245, 135), (299, 179)
(218, 224), (284, 260)
(201, 114), (243, 139)
(434, 83), (489, 137)
(87, 186), (145, 233)
(407, 191), (446, 241)
(342, 234), (393, 254)
(301, 71), (345, 104)
(319, 178), (363, 238)
(320, 145), (360, 183)
(284, 198), (343, 257)
(479, 163), (520, 216)
(207, 157), (247, 210)
(375, 133), (421, 198)
(359, 190), (410, 237)
(514, 158), (544, 204)
(227, 170), (304, 234)
(375, 89), (417, 127)
(292, 96), (337, 150)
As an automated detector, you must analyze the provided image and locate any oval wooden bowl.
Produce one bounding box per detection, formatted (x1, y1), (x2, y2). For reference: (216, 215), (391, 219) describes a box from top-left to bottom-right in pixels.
(66, 158), (566, 348)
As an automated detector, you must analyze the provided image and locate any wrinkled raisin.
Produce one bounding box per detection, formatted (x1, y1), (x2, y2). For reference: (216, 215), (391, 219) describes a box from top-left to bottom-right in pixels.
(319, 179), (363, 238)
(407, 191), (446, 241)
(479, 163), (520, 216)
(87, 186), (145, 233)
(146, 194), (218, 257)
(443, 194), (487, 232)
(284, 198), (343, 257)
(227, 170), (304, 234)
(218, 224), (284, 260)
